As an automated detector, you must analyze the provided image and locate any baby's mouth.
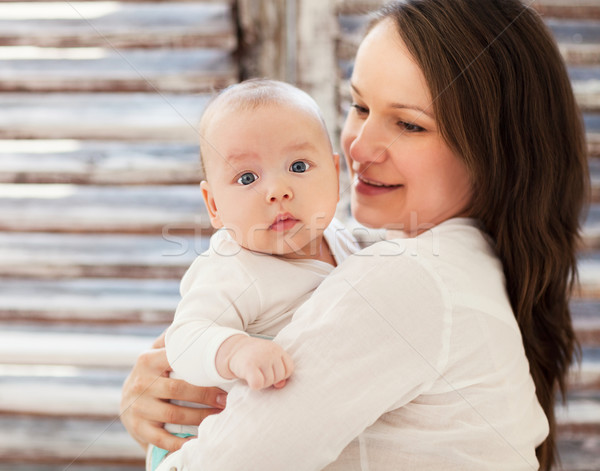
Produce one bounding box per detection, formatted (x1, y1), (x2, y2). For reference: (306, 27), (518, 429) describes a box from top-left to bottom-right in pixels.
(269, 213), (300, 232)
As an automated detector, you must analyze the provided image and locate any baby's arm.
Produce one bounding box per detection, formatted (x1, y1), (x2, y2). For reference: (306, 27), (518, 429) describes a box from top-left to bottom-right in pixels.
(167, 246), (295, 389)
(216, 334), (294, 390)
(166, 249), (263, 387)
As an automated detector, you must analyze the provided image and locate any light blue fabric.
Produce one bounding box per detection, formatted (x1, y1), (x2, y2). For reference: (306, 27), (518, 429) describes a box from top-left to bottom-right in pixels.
(150, 433), (195, 471)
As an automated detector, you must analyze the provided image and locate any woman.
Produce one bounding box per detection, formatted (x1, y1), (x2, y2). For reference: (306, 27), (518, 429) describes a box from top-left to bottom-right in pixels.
(121, 0), (588, 469)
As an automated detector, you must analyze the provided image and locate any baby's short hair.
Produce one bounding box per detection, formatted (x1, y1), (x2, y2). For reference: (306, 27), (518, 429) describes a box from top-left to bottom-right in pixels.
(198, 79), (331, 177)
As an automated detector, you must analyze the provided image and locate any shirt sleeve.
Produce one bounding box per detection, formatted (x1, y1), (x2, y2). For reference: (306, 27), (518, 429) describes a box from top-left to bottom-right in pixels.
(165, 249), (260, 387)
(161, 250), (453, 470)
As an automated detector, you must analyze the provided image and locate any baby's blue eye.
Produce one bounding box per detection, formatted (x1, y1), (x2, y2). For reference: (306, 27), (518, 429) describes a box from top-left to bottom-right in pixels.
(237, 172), (258, 185)
(290, 161), (310, 173)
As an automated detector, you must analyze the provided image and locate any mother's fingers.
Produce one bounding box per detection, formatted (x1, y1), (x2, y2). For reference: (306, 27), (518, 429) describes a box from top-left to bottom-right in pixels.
(131, 349), (227, 408)
(149, 377), (227, 409)
(138, 421), (193, 453)
(120, 334), (228, 453)
(151, 331), (167, 349)
(137, 347), (171, 376)
(152, 428), (193, 453)
(133, 397), (222, 426)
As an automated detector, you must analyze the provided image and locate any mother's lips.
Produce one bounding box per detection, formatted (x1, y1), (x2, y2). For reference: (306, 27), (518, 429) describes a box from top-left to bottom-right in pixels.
(357, 175), (402, 188)
(354, 175), (403, 196)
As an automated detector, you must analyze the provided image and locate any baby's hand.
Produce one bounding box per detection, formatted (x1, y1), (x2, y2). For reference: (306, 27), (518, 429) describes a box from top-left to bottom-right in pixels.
(216, 335), (294, 390)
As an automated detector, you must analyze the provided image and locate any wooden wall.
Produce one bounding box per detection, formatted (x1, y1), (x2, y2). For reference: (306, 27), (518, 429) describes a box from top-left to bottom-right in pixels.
(0, 1), (598, 470)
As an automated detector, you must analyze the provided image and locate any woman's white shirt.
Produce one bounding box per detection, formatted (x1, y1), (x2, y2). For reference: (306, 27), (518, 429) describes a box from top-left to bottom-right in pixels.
(158, 218), (549, 471)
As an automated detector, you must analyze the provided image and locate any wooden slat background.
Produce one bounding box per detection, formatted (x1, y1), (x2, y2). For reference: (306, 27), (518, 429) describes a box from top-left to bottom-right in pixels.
(0, 0), (598, 470)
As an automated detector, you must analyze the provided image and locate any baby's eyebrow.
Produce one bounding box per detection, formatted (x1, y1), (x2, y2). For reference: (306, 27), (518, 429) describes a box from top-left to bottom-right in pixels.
(223, 142), (317, 166)
(224, 151), (259, 164)
(284, 141), (318, 153)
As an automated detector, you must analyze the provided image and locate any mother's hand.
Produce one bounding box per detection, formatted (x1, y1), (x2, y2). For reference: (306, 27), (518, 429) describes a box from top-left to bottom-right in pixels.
(120, 332), (227, 452)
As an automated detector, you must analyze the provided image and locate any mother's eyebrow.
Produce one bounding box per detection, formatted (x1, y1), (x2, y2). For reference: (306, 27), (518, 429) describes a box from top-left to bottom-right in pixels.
(350, 82), (434, 119)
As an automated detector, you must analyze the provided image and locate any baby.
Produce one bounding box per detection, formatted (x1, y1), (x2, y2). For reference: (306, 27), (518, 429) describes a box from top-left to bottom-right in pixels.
(151, 79), (357, 470)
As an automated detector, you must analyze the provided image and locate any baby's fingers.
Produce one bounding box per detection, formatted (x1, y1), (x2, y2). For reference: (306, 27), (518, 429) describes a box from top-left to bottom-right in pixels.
(282, 351), (294, 378)
(269, 353), (294, 389)
(246, 368), (267, 390)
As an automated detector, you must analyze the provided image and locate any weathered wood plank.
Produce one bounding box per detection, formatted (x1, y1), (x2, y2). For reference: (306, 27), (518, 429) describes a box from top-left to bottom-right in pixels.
(572, 299), (600, 346)
(557, 434), (600, 471)
(0, 184), (212, 233)
(582, 204), (600, 252)
(0, 465), (140, 471)
(0, 140), (203, 185)
(550, 19), (600, 65)
(557, 394), (600, 436)
(0, 232), (204, 279)
(0, 278), (181, 324)
(0, 330), (155, 368)
(557, 398), (600, 439)
(0, 0), (229, 2)
(0, 2), (236, 49)
(566, 66), (600, 113)
(533, 0), (600, 20)
(560, 43), (600, 67)
(570, 348), (600, 392)
(0, 415), (144, 466)
(0, 365), (125, 418)
(0, 47), (238, 93)
(590, 133), (600, 159)
(591, 158), (600, 202)
(579, 254), (600, 298)
(0, 93), (210, 141)
(335, 0), (384, 15)
(585, 115), (600, 161)
(296, 0), (338, 140)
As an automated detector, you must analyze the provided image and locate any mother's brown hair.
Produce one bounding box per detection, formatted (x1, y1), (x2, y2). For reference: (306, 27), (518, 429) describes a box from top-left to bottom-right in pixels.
(372, 0), (589, 468)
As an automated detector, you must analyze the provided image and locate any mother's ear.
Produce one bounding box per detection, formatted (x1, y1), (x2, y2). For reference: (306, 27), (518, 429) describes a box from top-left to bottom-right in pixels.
(200, 180), (223, 229)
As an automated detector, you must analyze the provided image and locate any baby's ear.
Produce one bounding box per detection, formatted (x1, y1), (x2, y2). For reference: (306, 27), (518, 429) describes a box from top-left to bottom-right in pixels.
(333, 153), (340, 201)
(332, 152), (340, 176)
(200, 181), (223, 229)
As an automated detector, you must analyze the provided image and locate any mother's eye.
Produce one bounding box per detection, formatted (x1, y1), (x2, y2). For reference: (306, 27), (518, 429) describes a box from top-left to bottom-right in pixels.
(351, 103), (368, 116)
(398, 120), (425, 133)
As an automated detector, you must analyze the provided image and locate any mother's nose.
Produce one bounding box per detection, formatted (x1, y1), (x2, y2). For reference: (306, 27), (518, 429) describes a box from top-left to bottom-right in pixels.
(345, 118), (388, 164)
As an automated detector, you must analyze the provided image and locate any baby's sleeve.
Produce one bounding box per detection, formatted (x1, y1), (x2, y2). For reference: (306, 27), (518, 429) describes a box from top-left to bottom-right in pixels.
(165, 250), (261, 386)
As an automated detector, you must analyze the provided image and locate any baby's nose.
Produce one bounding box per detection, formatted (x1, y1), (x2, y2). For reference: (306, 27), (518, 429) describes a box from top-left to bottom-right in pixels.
(267, 182), (293, 202)
(268, 191), (291, 202)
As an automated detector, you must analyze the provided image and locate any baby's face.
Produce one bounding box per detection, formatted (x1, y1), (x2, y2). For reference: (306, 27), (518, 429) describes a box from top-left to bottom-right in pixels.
(201, 103), (340, 257)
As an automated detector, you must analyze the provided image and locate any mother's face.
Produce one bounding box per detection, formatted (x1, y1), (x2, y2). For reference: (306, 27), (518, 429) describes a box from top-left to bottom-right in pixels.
(341, 19), (473, 233)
